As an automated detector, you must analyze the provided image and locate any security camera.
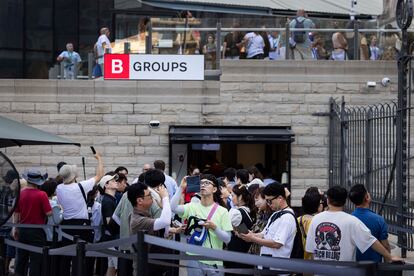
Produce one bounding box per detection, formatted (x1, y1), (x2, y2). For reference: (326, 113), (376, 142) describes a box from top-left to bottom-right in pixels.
(352, 0), (357, 6)
(367, 81), (376, 88)
(149, 120), (160, 128)
(381, 77), (391, 87)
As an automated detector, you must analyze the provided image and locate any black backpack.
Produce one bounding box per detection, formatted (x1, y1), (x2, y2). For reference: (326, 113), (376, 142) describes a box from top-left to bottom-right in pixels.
(293, 18), (306, 43)
(268, 209), (304, 259)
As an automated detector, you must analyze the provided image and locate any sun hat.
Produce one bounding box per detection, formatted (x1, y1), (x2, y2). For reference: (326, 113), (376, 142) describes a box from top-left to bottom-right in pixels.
(98, 174), (117, 189)
(22, 168), (48, 186)
(59, 164), (78, 184)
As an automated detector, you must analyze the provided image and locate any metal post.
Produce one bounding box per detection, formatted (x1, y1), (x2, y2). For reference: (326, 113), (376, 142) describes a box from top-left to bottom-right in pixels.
(0, 236), (5, 276)
(328, 98), (334, 187)
(74, 62), (79, 79)
(71, 235), (79, 276)
(75, 240), (86, 276)
(60, 62), (64, 79)
(340, 98), (347, 186)
(136, 231), (148, 276)
(285, 20), (290, 60)
(215, 21), (221, 70)
(42, 246), (50, 276)
(124, 41), (131, 54)
(50, 225), (58, 276)
(353, 21), (359, 60)
(366, 109), (372, 189)
(88, 52), (93, 79)
(146, 20), (152, 54)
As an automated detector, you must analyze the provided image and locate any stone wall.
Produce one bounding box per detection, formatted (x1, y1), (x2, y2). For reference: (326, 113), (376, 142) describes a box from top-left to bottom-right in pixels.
(0, 60), (399, 205)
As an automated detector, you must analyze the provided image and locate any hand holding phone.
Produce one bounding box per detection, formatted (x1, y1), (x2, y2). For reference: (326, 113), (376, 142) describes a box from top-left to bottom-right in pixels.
(235, 223), (249, 234)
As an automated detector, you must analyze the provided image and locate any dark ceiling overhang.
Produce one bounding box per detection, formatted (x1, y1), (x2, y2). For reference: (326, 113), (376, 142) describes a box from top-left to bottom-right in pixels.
(169, 126), (295, 143)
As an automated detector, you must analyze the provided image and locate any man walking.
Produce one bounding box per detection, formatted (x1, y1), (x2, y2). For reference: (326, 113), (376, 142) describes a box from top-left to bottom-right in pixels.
(95, 27), (112, 75)
(289, 9), (315, 60)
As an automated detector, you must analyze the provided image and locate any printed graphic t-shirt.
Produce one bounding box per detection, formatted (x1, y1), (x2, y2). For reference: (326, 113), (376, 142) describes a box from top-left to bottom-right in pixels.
(305, 211), (376, 261)
(181, 202), (233, 266)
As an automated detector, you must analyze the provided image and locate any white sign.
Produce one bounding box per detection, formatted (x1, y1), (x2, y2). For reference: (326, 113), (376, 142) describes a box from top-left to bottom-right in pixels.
(104, 54), (205, 80)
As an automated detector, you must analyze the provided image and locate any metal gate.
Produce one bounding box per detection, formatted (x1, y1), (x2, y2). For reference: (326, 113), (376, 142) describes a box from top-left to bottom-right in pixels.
(329, 97), (414, 254)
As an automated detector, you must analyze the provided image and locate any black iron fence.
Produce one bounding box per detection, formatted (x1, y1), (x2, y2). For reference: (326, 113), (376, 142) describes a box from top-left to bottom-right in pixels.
(329, 97), (414, 253)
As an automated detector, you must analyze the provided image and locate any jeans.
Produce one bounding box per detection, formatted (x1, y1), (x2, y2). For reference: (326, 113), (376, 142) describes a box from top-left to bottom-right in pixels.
(15, 228), (46, 276)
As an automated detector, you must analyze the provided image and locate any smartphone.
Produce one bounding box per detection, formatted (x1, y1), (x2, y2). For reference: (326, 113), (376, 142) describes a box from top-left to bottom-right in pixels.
(172, 220), (183, 228)
(186, 175), (200, 193)
(90, 146), (96, 154)
(235, 223), (249, 234)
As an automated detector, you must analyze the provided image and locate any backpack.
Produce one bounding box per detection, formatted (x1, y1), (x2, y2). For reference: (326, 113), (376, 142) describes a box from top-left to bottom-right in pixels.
(293, 18), (306, 43)
(268, 209), (304, 259)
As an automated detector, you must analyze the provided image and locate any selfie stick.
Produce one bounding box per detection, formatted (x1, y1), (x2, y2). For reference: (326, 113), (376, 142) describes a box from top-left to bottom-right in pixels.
(82, 157), (86, 180)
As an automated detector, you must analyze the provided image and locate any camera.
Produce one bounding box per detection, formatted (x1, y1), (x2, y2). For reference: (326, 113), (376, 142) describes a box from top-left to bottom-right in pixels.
(149, 120), (160, 128)
(352, 0), (357, 5)
(381, 77), (391, 87)
(366, 81), (376, 88)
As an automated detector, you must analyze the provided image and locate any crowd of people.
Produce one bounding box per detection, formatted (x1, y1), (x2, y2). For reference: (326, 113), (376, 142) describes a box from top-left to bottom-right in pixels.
(1, 149), (404, 276)
(56, 8), (403, 79)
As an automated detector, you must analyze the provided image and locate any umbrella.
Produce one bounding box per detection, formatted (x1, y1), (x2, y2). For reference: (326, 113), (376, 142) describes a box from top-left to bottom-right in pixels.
(0, 115), (80, 148)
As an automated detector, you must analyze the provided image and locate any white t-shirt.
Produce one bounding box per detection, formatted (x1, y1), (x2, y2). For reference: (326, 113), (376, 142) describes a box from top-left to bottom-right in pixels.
(96, 34), (112, 64)
(56, 178), (96, 220)
(305, 211), (376, 261)
(260, 207), (296, 258)
(244, 32), (264, 58)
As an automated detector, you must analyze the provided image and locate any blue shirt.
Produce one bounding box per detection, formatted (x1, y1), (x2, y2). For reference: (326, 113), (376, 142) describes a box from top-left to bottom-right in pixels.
(352, 208), (388, 262)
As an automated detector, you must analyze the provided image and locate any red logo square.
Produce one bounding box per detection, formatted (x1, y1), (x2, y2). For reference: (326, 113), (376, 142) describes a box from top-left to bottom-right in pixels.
(104, 54), (130, 79)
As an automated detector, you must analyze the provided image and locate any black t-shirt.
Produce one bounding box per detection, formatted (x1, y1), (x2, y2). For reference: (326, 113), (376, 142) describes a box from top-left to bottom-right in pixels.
(101, 193), (120, 238)
(224, 32), (244, 57)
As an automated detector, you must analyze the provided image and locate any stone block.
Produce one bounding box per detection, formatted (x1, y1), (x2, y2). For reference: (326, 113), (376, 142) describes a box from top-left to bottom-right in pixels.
(93, 136), (118, 145)
(222, 115), (246, 125)
(63, 135), (93, 145)
(144, 146), (167, 155)
(52, 145), (81, 155)
(289, 83), (311, 93)
(22, 114), (50, 124)
(14, 79), (57, 102)
(202, 116), (223, 125)
(95, 80), (137, 103)
(309, 147), (328, 156)
(83, 125), (108, 135)
(220, 83), (239, 91)
(311, 83), (337, 93)
(134, 104), (161, 114)
(312, 126), (329, 135)
(178, 114), (201, 124)
(103, 114), (128, 124)
(104, 146), (131, 155)
(41, 156), (63, 166)
(141, 136), (160, 146)
(291, 146), (309, 156)
(297, 136), (325, 146)
(291, 115), (319, 125)
(337, 83), (360, 93)
(135, 146), (145, 155)
(108, 125), (135, 135)
(31, 124), (59, 134)
(239, 83), (263, 92)
(114, 157), (137, 165)
(86, 103), (112, 114)
(161, 104), (201, 113)
(0, 102), (10, 113)
(135, 125), (151, 136)
(304, 94), (331, 104)
(0, 113), (23, 122)
(291, 126), (313, 135)
(77, 115), (103, 124)
(220, 92), (233, 103)
(160, 136), (169, 145)
(128, 114), (152, 124)
(58, 125), (83, 135)
(50, 114), (77, 124)
(11, 102), (35, 112)
(269, 115), (291, 125)
(264, 104), (300, 114)
(118, 136), (140, 145)
(307, 104), (329, 114)
(263, 83), (289, 92)
(299, 158), (328, 167)
(202, 104), (228, 114)
(57, 80), (94, 102)
(36, 103), (59, 113)
(154, 115), (179, 124)
(244, 115), (270, 124)
(60, 103), (85, 114)
(112, 104), (134, 114)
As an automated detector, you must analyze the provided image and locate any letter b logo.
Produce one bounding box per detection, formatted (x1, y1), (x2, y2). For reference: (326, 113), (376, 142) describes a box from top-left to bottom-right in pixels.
(104, 54), (129, 79)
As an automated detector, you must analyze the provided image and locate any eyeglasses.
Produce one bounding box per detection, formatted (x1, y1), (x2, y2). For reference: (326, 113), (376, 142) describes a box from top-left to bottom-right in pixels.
(140, 193), (152, 199)
(266, 196), (279, 205)
(200, 179), (215, 187)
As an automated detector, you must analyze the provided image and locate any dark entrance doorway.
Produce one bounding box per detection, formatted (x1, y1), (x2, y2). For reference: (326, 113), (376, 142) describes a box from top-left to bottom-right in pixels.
(169, 126), (294, 190)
